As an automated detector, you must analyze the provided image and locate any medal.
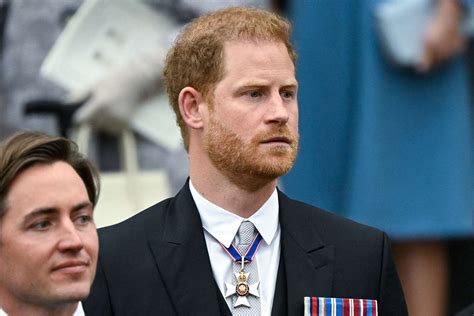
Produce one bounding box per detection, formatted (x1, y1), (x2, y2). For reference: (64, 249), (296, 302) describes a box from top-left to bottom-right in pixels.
(225, 258), (260, 307)
(222, 233), (263, 308)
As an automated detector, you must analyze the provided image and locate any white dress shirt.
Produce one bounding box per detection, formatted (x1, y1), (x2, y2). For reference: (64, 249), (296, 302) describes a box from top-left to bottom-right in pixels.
(189, 180), (281, 315)
(0, 302), (85, 315)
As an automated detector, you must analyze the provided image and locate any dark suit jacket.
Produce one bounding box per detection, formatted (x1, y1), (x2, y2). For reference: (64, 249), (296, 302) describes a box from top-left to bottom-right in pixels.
(84, 183), (407, 315)
(457, 303), (474, 316)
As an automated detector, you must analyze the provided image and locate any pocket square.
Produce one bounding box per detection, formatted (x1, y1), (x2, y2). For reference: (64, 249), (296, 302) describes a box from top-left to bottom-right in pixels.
(304, 297), (378, 316)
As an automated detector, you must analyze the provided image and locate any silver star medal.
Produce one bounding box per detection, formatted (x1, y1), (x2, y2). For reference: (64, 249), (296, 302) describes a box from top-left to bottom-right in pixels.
(225, 258), (260, 307)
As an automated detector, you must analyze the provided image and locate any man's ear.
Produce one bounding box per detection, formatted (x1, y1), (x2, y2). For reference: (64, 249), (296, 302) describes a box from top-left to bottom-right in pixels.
(178, 87), (206, 129)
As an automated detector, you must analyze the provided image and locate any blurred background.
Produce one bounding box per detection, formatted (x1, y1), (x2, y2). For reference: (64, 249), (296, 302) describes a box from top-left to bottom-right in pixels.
(0, 0), (472, 315)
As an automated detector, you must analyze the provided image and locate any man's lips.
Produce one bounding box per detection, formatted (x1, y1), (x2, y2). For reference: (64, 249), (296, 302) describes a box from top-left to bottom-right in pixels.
(260, 136), (292, 145)
(51, 260), (89, 273)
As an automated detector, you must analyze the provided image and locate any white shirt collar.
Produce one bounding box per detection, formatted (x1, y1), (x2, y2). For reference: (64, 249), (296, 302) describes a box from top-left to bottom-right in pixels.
(189, 180), (279, 247)
(0, 302), (84, 315)
(74, 302), (85, 316)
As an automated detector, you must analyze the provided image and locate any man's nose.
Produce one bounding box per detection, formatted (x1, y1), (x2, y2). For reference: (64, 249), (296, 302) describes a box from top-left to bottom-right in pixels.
(265, 92), (290, 125)
(57, 220), (84, 252)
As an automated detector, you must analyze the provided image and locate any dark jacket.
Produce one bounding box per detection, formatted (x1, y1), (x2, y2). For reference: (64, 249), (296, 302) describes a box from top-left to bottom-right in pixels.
(84, 182), (407, 315)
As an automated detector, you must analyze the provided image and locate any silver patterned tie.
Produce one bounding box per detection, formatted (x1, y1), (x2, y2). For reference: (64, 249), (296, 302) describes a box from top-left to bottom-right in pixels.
(227, 221), (261, 315)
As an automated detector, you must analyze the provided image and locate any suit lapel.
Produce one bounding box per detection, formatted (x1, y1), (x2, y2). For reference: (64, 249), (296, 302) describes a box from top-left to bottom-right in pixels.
(147, 183), (224, 315)
(271, 253), (287, 316)
(145, 185), (333, 314)
(277, 190), (335, 315)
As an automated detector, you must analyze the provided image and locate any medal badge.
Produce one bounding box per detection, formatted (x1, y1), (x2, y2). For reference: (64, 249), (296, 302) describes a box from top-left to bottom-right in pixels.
(221, 232), (263, 308)
(225, 259), (260, 307)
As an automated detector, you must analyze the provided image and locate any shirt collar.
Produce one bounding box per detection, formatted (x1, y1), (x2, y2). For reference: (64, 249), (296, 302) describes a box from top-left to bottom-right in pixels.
(190, 180), (279, 247)
(74, 302), (85, 316)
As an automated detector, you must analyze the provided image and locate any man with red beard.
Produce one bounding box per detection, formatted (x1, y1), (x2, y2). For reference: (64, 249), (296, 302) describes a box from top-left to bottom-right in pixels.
(84, 7), (407, 315)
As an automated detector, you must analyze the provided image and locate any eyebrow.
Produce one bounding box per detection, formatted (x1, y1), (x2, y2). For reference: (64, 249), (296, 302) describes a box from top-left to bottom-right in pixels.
(71, 201), (94, 214)
(236, 81), (298, 92)
(281, 83), (298, 90)
(23, 201), (93, 224)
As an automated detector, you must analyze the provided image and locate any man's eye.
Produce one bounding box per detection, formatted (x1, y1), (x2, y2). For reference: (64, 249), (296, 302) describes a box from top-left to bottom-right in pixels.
(248, 91), (262, 98)
(31, 221), (51, 230)
(281, 91), (294, 99)
(75, 215), (93, 225)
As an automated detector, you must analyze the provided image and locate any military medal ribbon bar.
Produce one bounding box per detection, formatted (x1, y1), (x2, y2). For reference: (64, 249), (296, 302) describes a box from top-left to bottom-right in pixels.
(304, 297), (378, 316)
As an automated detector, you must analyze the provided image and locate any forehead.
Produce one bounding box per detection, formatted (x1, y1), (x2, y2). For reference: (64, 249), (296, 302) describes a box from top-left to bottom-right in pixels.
(220, 40), (296, 84)
(3, 161), (89, 221)
(223, 39), (293, 65)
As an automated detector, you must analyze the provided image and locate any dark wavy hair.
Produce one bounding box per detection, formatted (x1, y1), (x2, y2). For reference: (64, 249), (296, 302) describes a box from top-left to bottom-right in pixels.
(0, 132), (100, 219)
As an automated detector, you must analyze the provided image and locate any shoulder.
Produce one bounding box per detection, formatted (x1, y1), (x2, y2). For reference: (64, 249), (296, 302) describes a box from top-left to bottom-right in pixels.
(97, 196), (173, 248)
(279, 191), (384, 239)
(278, 191), (389, 264)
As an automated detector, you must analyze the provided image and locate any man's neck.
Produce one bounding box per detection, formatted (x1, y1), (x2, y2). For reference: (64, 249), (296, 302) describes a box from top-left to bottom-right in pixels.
(0, 300), (78, 316)
(190, 163), (278, 218)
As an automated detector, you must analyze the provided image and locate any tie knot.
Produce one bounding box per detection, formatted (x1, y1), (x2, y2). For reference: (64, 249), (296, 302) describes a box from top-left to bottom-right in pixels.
(237, 221), (256, 246)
